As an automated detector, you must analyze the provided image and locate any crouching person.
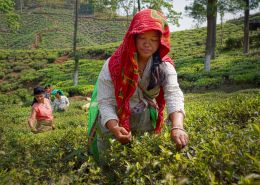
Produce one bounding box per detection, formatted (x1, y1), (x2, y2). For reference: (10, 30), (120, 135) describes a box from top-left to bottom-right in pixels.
(28, 87), (55, 133)
(52, 90), (70, 112)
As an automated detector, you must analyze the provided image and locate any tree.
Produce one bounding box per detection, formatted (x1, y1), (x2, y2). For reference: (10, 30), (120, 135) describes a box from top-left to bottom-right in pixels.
(119, 0), (133, 23)
(0, 0), (20, 31)
(186, 0), (259, 69)
(218, 0), (235, 47)
(90, 0), (120, 15)
(142, 0), (181, 26)
(186, 0), (217, 72)
(238, 0), (259, 54)
(14, 0), (24, 12)
(204, 0), (217, 71)
(137, 0), (140, 11)
(243, 0), (250, 54)
(73, 0), (79, 86)
(227, 0), (259, 54)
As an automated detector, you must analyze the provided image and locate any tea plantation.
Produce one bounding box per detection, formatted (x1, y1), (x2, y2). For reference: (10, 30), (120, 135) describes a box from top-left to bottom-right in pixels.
(0, 9), (259, 185)
(0, 90), (259, 184)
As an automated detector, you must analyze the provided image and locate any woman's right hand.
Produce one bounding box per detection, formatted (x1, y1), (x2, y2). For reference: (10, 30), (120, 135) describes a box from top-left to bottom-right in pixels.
(110, 126), (132, 144)
(106, 120), (132, 144)
(31, 127), (38, 134)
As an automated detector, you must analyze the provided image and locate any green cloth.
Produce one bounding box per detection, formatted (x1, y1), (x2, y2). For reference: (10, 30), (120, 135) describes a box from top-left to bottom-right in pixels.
(87, 81), (99, 162)
(149, 106), (158, 129)
(51, 89), (64, 96)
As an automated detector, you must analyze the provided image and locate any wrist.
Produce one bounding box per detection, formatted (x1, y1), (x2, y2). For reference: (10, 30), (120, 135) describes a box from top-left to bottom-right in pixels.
(106, 119), (119, 131)
(170, 127), (186, 132)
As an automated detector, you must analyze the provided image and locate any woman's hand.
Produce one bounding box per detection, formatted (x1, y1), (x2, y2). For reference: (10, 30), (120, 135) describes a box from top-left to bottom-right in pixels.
(110, 126), (132, 144)
(31, 127), (38, 134)
(171, 129), (188, 150)
(106, 119), (132, 144)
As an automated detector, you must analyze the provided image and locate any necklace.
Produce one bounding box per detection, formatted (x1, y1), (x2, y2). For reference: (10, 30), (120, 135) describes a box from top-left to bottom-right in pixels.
(138, 64), (147, 77)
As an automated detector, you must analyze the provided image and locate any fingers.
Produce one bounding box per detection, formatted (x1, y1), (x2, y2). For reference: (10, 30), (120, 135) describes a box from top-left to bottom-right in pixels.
(174, 137), (183, 150)
(180, 134), (188, 146)
(113, 127), (132, 144)
(171, 130), (188, 150)
(120, 127), (129, 135)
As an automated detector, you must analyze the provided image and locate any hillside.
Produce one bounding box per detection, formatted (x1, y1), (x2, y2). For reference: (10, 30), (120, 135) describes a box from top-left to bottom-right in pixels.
(0, 12), (259, 103)
(1, 7), (259, 54)
(0, 7), (129, 49)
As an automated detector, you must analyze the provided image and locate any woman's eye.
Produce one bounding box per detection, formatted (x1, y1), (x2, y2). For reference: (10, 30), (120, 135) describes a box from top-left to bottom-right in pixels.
(138, 36), (145, 40)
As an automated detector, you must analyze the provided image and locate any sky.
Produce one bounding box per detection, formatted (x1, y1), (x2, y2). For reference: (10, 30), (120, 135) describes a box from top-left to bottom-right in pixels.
(170, 1), (260, 32)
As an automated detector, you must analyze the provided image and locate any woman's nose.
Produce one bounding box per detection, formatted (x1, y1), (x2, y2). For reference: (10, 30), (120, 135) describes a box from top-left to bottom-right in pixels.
(143, 39), (152, 47)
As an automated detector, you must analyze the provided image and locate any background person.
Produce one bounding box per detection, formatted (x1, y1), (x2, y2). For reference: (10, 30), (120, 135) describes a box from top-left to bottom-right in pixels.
(28, 87), (55, 133)
(44, 84), (52, 101)
(52, 90), (70, 112)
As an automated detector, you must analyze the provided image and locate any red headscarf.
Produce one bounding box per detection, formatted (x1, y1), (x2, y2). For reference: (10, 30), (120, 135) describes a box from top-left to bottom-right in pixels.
(108, 9), (173, 133)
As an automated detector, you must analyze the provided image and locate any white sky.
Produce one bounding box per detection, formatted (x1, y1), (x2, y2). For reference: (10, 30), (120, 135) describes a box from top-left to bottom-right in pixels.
(170, 1), (260, 32)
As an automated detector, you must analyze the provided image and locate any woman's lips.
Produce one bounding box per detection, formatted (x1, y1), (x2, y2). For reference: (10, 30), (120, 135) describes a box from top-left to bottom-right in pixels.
(142, 49), (152, 53)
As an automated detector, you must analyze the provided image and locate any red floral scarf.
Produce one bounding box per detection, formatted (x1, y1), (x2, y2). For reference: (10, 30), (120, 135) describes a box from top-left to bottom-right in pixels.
(108, 9), (173, 133)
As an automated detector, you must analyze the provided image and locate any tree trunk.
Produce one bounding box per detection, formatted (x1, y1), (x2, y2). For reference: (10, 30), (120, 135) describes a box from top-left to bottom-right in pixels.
(127, 13), (129, 25)
(220, 13), (224, 48)
(137, 0), (141, 11)
(211, 11), (217, 59)
(243, 0), (249, 54)
(73, 0), (79, 86)
(15, 0), (23, 12)
(20, 0), (23, 13)
(204, 0), (217, 72)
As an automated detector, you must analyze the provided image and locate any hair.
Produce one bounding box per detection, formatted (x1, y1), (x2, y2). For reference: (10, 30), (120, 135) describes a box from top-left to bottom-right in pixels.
(56, 90), (62, 95)
(31, 87), (45, 106)
(147, 50), (165, 90)
(44, 84), (52, 89)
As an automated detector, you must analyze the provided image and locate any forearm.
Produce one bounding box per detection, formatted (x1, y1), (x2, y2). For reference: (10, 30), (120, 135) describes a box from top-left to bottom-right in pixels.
(169, 111), (184, 129)
(28, 118), (35, 129)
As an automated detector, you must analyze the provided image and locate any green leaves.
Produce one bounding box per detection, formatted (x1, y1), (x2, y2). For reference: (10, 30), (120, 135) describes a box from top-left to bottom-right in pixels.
(0, 0), (20, 32)
(0, 89), (259, 183)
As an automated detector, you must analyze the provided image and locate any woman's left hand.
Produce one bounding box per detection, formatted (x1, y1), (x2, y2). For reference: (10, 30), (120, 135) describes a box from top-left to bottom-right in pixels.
(171, 129), (188, 150)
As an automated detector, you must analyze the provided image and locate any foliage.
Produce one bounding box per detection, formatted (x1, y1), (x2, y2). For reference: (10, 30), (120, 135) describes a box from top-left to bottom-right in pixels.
(0, 7), (259, 184)
(62, 85), (94, 97)
(0, 0), (20, 31)
(0, 90), (259, 184)
(177, 52), (260, 91)
(225, 37), (243, 49)
(0, 7), (128, 49)
(185, 0), (259, 26)
(0, 27), (259, 93)
(229, 0), (260, 11)
(91, 0), (120, 16)
(142, 0), (181, 25)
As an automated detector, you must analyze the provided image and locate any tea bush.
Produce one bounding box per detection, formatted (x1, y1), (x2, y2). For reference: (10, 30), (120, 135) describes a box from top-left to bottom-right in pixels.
(177, 52), (260, 92)
(225, 37), (243, 49)
(102, 89), (260, 184)
(0, 89), (259, 184)
(62, 85), (94, 97)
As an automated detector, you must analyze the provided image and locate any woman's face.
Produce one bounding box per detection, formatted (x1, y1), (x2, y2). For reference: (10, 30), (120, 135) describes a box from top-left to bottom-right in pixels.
(45, 87), (51, 93)
(136, 30), (160, 62)
(35, 93), (44, 103)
